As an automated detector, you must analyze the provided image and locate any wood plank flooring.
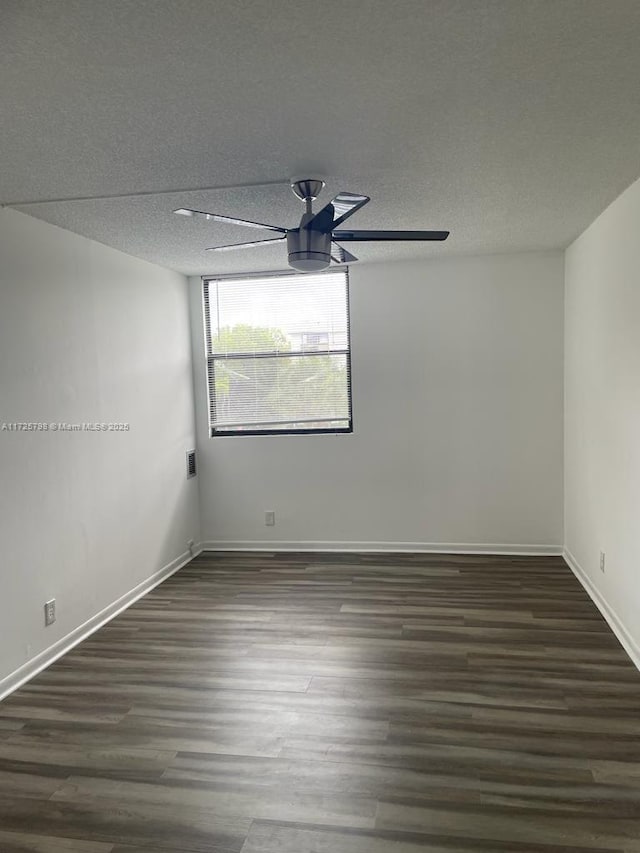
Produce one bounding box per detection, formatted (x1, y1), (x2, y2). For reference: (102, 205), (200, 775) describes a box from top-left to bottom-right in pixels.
(1, 551), (640, 852)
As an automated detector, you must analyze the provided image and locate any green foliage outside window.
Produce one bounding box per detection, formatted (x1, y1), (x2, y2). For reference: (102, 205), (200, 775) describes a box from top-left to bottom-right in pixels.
(212, 324), (348, 429)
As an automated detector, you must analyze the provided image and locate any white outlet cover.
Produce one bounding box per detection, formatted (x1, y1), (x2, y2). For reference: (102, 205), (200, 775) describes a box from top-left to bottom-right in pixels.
(44, 599), (56, 626)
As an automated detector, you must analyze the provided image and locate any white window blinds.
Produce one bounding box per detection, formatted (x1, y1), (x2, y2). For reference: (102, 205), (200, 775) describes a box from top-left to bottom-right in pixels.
(203, 270), (352, 435)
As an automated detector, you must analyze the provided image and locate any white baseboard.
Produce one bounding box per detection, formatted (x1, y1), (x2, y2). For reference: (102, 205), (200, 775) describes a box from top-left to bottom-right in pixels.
(200, 540), (563, 556)
(563, 548), (640, 673)
(0, 544), (203, 702)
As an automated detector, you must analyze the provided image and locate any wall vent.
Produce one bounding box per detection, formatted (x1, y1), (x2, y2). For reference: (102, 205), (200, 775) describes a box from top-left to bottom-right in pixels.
(186, 449), (197, 479)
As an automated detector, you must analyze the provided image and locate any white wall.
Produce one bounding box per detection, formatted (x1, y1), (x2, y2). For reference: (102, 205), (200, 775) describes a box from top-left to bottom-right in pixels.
(190, 252), (564, 551)
(565, 176), (640, 664)
(0, 209), (199, 691)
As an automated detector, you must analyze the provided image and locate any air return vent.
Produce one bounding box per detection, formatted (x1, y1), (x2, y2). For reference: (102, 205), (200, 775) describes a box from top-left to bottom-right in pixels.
(186, 449), (197, 479)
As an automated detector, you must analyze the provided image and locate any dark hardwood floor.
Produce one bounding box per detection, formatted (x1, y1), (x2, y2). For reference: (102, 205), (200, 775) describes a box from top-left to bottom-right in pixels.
(1, 552), (640, 852)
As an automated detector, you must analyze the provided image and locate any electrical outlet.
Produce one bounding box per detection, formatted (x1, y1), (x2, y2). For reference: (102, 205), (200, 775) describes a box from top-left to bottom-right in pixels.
(44, 599), (56, 626)
(599, 551), (606, 573)
(265, 510), (276, 527)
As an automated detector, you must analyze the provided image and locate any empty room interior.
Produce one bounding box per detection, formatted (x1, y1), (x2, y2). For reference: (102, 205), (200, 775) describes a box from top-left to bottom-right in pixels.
(2, 1), (640, 850)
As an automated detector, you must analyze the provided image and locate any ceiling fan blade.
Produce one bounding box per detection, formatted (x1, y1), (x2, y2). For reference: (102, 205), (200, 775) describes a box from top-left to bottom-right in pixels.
(307, 192), (370, 233)
(333, 229), (449, 242)
(205, 237), (286, 252)
(331, 242), (358, 264)
(174, 208), (287, 233)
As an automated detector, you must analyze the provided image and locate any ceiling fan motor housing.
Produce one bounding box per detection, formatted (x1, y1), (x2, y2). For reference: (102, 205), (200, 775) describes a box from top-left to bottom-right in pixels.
(287, 212), (332, 271)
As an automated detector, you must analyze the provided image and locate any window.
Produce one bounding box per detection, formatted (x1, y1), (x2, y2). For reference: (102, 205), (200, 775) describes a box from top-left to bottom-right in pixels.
(203, 269), (352, 436)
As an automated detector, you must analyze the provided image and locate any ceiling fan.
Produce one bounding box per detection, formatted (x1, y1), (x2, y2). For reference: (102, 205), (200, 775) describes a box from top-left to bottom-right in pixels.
(174, 179), (449, 272)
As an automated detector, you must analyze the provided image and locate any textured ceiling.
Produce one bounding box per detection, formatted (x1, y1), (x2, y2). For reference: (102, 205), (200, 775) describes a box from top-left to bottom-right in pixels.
(2, 0), (640, 275)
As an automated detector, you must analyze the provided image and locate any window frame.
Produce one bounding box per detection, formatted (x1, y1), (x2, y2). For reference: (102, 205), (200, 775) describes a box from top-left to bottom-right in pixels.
(202, 268), (353, 438)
